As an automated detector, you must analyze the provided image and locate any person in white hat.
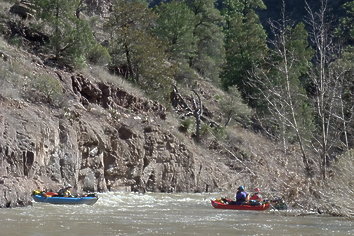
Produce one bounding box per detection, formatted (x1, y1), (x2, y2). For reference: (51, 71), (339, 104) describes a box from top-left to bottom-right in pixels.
(58, 184), (73, 197)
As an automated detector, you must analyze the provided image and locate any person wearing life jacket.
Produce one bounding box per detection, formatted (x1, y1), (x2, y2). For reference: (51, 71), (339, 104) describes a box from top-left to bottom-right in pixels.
(235, 186), (249, 204)
(249, 188), (263, 202)
(58, 184), (72, 197)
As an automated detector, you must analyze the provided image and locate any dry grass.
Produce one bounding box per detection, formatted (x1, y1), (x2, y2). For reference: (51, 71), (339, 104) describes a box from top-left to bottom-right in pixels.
(320, 150), (354, 216)
(0, 36), (64, 106)
(0, 37), (27, 99)
(80, 65), (146, 98)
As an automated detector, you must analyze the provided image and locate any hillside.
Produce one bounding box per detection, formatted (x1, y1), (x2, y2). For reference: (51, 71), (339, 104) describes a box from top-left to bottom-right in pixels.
(0, 0), (353, 217)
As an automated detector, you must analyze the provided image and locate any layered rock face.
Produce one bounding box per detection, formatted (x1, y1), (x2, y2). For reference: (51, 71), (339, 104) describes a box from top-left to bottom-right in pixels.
(0, 71), (230, 207)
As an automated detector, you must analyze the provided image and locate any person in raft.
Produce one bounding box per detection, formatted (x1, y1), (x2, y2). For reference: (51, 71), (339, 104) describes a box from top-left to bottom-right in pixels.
(58, 184), (73, 197)
(249, 188), (263, 202)
(235, 186), (249, 204)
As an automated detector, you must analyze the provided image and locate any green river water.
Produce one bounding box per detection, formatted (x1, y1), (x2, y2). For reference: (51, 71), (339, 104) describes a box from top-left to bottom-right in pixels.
(0, 192), (352, 236)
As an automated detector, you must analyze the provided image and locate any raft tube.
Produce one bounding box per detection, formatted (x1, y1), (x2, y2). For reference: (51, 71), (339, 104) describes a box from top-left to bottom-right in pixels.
(32, 194), (98, 205)
(211, 199), (270, 211)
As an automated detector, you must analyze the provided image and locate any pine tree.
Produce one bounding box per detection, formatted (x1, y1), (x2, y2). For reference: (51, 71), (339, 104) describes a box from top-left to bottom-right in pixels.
(154, 1), (197, 63)
(105, 0), (173, 101)
(336, 1), (354, 46)
(184, 0), (226, 83)
(32, 0), (94, 67)
(219, 0), (268, 106)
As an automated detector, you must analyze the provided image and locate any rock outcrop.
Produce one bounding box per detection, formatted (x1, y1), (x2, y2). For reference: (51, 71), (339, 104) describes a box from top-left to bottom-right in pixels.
(0, 69), (232, 207)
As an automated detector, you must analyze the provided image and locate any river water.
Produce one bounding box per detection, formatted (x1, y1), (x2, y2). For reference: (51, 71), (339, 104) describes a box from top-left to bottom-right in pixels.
(0, 192), (352, 236)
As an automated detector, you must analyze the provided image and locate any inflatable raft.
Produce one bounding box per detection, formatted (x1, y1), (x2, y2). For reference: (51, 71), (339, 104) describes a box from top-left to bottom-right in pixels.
(32, 191), (98, 205)
(211, 199), (270, 211)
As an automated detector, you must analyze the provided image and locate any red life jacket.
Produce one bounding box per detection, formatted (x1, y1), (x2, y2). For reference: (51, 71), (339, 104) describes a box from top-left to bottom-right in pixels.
(250, 193), (262, 201)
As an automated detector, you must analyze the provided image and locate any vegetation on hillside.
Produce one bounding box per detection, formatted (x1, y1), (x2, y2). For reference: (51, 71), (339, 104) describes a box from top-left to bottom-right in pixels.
(0, 0), (353, 216)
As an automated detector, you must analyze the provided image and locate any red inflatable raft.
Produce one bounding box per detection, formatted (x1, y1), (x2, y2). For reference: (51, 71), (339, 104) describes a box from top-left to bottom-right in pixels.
(211, 199), (270, 211)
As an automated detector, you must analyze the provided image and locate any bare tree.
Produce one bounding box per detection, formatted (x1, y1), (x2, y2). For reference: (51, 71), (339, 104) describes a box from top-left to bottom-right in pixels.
(305, 0), (353, 179)
(251, 0), (314, 176)
(191, 89), (202, 141)
(170, 85), (203, 140)
(170, 86), (203, 141)
(329, 57), (353, 151)
(170, 85), (221, 141)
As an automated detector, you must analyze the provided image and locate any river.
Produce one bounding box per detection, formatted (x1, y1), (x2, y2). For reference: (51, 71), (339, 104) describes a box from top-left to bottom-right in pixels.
(0, 192), (352, 236)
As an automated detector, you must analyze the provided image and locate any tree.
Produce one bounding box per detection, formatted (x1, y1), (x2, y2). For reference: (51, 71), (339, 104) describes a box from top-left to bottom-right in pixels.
(154, 1), (197, 63)
(335, 1), (354, 46)
(327, 48), (354, 152)
(170, 85), (222, 141)
(219, 85), (251, 127)
(252, 1), (315, 175)
(335, 1), (354, 150)
(105, 0), (173, 101)
(32, 0), (95, 67)
(305, 0), (354, 179)
(170, 86), (205, 141)
(185, 0), (226, 83)
(219, 0), (268, 107)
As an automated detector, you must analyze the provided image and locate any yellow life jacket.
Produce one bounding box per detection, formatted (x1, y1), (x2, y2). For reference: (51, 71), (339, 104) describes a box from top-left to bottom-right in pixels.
(32, 190), (42, 195)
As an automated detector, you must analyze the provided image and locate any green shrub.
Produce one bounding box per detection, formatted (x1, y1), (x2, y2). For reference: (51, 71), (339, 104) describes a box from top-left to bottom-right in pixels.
(180, 117), (194, 133)
(30, 74), (63, 106)
(200, 123), (211, 137)
(220, 85), (252, 126)
(212, 126), (227, 140)
(8, 36), (23, 47)
(87, 44), (111, 66)
(174, 63), (198, 85)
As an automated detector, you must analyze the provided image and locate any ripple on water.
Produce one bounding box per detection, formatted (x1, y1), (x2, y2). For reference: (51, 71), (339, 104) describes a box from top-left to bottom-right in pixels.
(0, 192), (352, 236)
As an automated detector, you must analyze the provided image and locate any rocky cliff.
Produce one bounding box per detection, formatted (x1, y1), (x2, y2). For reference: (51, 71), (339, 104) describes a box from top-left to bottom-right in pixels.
(0, 52), (236, 207)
